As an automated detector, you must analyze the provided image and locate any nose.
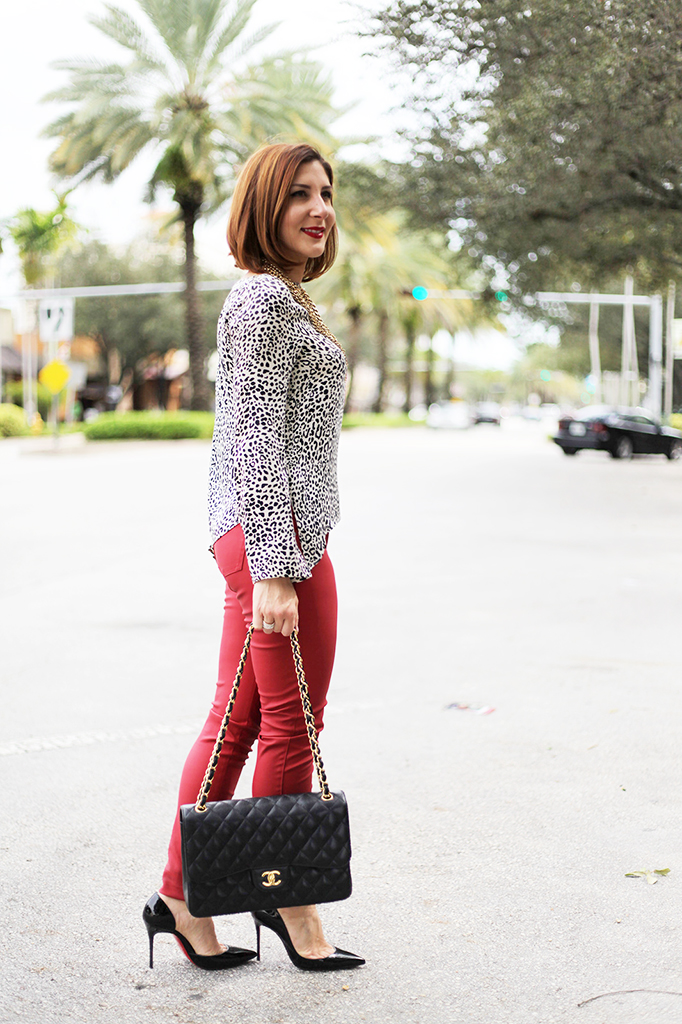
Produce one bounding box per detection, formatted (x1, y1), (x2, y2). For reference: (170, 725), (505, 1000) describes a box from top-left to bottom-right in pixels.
(309, 192), (328, 219)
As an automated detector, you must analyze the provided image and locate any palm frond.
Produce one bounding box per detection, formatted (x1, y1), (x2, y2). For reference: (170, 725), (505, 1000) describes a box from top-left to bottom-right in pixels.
(199, 0), (262, 75)
(208, 23), (277, 80)
(44, 60), (128, 101)
(220, 53), (341, 154)
(50, 56), (128, 73)
(47, 105), (154, 182)
(89, 4), (167, 75)
(190, 0), (238, 68)
(110, 120), (158, 174)
(232, 51), (337, 109)
(44, 57), (170, 108)
(133, 0), (191, 65)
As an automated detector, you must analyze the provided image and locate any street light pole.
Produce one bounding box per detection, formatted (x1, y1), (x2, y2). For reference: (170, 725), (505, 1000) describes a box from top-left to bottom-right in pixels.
(620, 275), (638, 406)
(648, 294), (663, 418)
(664, 281), (675, 419)
(588, 298), (602, 403)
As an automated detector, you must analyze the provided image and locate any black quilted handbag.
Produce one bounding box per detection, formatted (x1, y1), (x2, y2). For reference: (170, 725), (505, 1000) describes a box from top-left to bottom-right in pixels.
(179, 625), (352, 917)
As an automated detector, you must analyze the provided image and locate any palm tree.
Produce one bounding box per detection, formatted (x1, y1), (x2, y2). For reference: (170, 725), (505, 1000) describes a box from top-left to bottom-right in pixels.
(7, 193), (78, 287)
(2, 193), (79, 422)
(313, 208), (474, 412)
(43, 0), (340, 409)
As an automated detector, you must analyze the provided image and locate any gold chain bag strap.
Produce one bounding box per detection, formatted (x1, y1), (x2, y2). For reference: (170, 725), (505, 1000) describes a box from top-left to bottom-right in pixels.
(179, 626), (352, 917)
(194, 625), (332, 810)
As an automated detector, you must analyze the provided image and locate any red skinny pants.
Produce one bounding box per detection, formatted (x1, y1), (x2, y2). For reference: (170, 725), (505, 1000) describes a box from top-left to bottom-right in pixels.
(160, 524), (337, 901)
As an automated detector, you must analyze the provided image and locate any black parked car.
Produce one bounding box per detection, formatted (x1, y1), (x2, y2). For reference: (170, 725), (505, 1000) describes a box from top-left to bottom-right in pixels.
(553, 406), (682, 460)
(472, 401), (502, 426)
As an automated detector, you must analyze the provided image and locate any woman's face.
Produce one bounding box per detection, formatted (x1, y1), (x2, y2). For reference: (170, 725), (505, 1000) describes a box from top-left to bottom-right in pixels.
(277, 160), (336, 281)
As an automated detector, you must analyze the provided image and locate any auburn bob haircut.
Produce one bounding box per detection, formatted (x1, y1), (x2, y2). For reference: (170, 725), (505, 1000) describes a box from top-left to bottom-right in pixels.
(227, 143), (337, 282)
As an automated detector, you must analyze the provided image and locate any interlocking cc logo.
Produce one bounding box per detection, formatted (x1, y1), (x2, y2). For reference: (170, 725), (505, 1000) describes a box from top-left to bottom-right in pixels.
(261, 870), (282, 888)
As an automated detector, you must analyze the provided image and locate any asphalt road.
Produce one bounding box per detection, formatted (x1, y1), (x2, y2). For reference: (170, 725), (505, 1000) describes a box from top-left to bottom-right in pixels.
(1, 421), (681, 1024)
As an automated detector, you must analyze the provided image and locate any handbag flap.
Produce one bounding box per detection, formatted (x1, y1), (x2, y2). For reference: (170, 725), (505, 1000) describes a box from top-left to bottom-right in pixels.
(180, 790), (350, 885)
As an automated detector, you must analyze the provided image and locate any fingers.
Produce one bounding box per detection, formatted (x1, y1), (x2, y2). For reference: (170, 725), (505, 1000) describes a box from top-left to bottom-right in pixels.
(281, 605), (299, 638)
(252, 579), (299, 636)
(280, 613), (297, 638)
(263, 612), (297, 637)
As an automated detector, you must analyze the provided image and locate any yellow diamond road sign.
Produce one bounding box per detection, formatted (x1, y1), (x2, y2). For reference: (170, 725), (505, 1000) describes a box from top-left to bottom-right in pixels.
(39, 360), (71, 395)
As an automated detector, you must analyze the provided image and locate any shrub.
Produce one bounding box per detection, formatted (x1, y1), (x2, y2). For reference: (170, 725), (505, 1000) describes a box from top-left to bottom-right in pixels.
(0, 403), (29, 437)
(669, 413), (682, 431)
(83, 411), (215, 441)
(342, 411), (423, 429)
(3, 380), (53, 420)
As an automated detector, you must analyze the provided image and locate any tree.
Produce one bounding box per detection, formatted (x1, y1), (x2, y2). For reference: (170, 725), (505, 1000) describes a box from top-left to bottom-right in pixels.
(5, 193), (78, 286)
(1, 194), (80, 423)
(58, 235), (228, 399)
(60, 238), (182, 383)
(311, 162), (478, 411)
(371, 1), (682, 297)
(44, 0), (340, 409)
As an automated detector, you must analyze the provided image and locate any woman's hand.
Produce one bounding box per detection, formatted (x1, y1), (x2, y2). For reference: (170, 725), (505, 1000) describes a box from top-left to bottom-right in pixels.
(253, 577), (299, 637)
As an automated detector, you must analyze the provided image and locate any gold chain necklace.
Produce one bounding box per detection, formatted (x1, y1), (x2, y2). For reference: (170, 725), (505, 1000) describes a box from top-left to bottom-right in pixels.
(261, 261), (343, 352)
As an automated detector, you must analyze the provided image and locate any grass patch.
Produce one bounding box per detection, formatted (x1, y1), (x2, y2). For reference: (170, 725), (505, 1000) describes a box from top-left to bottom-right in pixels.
(75, 409), (420, 439)
(342, 412), (422, 429)
(83, 410), (215, 441)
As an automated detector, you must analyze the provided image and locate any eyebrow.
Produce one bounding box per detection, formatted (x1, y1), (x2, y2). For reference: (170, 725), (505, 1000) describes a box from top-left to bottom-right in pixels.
(291, 182), (332, 189)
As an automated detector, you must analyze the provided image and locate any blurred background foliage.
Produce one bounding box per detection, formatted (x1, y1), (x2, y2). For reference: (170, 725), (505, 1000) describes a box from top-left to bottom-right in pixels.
(42, 0), (344, 409)
(371, 0), (682, 402)
(371, 0), (682, 292)
(5, 0), (682, 421)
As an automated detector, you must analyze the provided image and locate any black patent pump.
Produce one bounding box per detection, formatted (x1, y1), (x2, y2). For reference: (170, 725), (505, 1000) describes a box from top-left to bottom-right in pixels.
(143, 892), (257, 970)
(252, 908), (365, 972)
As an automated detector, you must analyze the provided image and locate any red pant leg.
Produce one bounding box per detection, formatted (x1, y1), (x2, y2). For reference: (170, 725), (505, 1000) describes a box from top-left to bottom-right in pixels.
(160, 524), (337, 901)
(160, 566), (260, 899)
(222, 526), (338, 797)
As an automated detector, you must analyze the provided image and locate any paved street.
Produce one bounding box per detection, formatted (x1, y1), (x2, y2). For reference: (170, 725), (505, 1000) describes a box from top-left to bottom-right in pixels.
(1, 422), (681, 1024)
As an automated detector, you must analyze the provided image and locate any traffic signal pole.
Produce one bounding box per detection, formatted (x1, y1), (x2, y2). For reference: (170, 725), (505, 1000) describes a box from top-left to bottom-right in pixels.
(588, 298), (602, 403)
(2, 279), (668, 418)
(648, 294), (663, 418)
(536, 289), (663, 417)
(664, 282), (675, 419)
(423, 284), (666, 415)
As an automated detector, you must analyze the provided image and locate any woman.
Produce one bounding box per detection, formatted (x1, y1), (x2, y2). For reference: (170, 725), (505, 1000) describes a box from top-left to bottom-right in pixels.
(143, 142), (364, 973)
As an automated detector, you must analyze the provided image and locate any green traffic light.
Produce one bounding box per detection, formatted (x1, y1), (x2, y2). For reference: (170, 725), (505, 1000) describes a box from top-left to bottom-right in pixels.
(494, 290), (508, 302)
(412, 286), (429, 301)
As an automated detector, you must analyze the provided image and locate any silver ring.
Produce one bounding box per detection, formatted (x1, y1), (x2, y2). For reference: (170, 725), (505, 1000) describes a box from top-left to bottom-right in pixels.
(263, 621), (275, 631)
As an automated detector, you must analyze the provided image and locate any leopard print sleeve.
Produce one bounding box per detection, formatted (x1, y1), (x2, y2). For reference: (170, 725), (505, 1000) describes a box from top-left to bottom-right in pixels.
(208, 274), (346, 583)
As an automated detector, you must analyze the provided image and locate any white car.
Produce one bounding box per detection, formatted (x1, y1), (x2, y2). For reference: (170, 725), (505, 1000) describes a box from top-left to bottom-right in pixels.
(426, 401), (471, 430)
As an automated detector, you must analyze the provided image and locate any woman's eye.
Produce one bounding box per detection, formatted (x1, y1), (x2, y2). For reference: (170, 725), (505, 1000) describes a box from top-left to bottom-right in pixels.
(291, 190), (307, 198)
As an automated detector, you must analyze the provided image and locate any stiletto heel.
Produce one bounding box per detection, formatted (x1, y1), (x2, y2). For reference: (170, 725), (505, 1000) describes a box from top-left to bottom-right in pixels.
(143, 893), (257, 971)
(251, 909), (365, 972)
(255, 920), (261, 961)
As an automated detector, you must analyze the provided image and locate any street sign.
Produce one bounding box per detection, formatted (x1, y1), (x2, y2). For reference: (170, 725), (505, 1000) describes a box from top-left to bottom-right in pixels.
(671, 319), (682, 359)
(39, 359), (71, 395)
(39, 299), (74, 344)
(66, 361), (88, 391)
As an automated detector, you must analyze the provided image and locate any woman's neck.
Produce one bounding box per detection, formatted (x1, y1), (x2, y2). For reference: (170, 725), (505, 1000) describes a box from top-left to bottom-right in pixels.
(262, 259), (306, 285)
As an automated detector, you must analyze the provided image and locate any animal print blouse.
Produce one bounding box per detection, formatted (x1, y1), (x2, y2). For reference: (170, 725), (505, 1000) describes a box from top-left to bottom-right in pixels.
(208, 273), (347, 583)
